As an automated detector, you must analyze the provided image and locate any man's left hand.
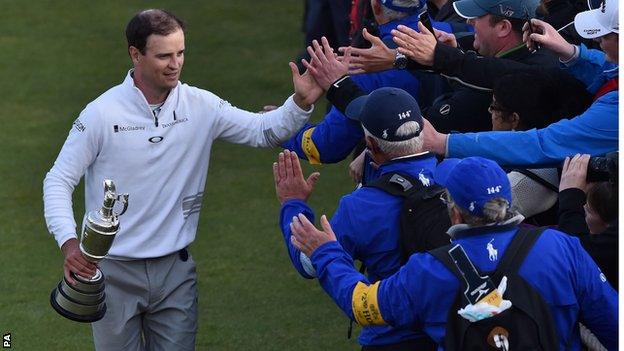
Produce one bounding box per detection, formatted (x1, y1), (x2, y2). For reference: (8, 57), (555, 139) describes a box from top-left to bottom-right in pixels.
(291, 61), (323, 110)
(290, 213), (337, 257)
(392, 23), (437, 67)
(559, 154), (590, 193)
(273, 149), (320, 204)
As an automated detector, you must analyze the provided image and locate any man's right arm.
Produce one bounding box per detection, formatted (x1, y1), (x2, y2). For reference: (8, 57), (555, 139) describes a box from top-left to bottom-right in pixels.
(446, 92), (618, 167)
(43, 105), (102, 248)
(281, 106), (364, 164)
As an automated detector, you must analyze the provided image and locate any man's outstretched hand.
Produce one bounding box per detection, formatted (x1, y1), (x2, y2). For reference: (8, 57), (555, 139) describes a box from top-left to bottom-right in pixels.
(291, 60), (323, 110)
(339, 28), (395, 74)
(302, 37), (352, 91)
(290, 213), (337, 257)
(392, 23), (437, 67)
(273, 150), (320, 205)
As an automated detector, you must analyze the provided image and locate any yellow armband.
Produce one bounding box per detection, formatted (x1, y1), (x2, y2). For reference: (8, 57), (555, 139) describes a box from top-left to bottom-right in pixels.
(302, 128), (322, 165)
(352, 281), (386, 326)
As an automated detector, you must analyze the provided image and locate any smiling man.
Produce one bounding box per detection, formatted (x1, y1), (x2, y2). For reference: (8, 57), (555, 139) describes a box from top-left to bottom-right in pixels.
(43, 9), (321, 350)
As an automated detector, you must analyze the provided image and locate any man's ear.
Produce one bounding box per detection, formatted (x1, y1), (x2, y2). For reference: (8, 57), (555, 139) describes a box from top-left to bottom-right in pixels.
(366, 135), (380, 155)
(128, 46), (142, 65)
(497, 19), (513, 38)
(510, 112), (520, 130)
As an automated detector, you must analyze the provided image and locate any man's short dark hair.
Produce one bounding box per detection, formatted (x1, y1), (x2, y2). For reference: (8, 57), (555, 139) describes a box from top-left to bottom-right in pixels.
(489, 14), (525, 35)
(587, 181), (618, 224)
(126, 9), (186, 54)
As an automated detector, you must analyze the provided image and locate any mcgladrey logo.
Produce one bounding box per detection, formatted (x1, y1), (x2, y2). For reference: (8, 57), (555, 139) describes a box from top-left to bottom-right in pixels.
(113, 124), (146, 133)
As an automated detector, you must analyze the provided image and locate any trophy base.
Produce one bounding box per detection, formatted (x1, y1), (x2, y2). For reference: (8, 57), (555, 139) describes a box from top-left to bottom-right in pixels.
(50, 288), (107, 323)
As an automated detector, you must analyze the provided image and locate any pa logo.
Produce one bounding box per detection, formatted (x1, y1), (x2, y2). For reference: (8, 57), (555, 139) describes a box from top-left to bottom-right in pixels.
(3, 333), (11, 348)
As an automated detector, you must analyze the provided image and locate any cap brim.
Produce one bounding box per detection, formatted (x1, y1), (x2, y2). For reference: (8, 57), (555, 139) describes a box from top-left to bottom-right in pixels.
(453, 0), (487, 19)
(433, 158), (462, 187)
(345, 95), (369, 121)
(574, 9), (611, 38)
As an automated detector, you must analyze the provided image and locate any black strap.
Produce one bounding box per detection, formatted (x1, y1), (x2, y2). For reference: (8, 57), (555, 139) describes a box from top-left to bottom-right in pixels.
(365, 172), (421, 198)
(490, 227), (545, 282)
(430, 227), (545, 287)
(365, 172), (445, 199)
(512, 168), (559, 193)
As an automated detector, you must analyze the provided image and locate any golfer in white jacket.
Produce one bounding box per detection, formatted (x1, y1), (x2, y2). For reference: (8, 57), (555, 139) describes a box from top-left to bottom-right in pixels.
(44, 9), (320, 350)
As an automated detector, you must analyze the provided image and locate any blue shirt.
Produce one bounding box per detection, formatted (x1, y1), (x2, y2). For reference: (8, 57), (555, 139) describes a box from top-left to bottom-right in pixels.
(280, 153), (443, 346)
(447, 45), (618, 167)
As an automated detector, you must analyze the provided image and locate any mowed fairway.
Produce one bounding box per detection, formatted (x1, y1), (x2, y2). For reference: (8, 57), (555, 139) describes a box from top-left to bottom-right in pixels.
(0, 1), (360, 350)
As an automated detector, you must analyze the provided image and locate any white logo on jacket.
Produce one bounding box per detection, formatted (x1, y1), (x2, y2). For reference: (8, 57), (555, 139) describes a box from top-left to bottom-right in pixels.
(418, 171), (431, 187)
(487, 239), (498, 261)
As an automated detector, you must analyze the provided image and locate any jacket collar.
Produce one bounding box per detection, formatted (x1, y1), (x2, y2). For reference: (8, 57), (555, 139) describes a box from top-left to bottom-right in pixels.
(378, 152), (438, 178)
(122, 69), (181, 118)
(447, 213), (525, 239)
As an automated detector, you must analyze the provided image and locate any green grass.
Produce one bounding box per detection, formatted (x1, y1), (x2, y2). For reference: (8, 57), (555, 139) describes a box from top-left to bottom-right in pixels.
(0, 1), (362, 350)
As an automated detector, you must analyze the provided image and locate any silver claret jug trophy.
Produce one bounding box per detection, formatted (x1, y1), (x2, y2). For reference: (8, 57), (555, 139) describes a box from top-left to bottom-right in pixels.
(50, 179), (129, 322)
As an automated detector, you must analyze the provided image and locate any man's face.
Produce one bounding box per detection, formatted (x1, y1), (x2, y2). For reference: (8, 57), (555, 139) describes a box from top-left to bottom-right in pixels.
(596, 33), (618, 63)
(467, 15), (500, 56)
(133, 29), (185, 93)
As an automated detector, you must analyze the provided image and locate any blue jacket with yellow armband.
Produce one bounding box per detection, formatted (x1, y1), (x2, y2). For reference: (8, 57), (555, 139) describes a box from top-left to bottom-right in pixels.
(279, 154), (442, 347)
(282, 15), (461, 165)
(310, 222), (618, 350)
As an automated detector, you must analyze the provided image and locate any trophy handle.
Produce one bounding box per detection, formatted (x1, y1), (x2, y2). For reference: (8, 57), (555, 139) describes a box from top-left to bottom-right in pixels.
(116, 193), (129, 216)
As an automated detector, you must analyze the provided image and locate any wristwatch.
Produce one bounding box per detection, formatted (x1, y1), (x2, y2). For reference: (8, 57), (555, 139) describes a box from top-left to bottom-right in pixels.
(393, 50), (408, 70)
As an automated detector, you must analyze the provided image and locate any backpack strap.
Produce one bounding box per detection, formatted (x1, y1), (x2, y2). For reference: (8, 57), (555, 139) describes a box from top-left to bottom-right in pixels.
(511, 168), (559, 193)
(365, 172), (420, 198)
(365, 172), (445, 199)
(490, 227), (545, 283)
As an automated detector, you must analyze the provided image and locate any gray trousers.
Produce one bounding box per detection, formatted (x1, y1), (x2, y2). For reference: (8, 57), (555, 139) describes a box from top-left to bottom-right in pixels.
(92, 249), (198, 351)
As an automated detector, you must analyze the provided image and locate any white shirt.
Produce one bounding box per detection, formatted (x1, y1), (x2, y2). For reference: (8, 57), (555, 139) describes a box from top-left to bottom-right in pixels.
(44, 70), (313, 259)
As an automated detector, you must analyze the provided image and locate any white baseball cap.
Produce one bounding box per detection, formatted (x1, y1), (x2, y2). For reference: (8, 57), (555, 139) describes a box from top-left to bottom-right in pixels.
(574, 0), (619, 39)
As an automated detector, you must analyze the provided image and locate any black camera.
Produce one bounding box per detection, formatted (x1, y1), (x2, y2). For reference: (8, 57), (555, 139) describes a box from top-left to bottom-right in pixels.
(586, 151), (618, 183)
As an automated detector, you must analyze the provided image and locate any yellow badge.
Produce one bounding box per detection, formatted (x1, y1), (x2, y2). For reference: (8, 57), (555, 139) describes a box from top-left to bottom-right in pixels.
(302, 128), (322, 165)
(352, 281), (386, 326)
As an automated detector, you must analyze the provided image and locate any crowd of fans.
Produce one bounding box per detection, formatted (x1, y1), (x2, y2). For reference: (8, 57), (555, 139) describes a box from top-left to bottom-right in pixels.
(276, 0), (619, 349)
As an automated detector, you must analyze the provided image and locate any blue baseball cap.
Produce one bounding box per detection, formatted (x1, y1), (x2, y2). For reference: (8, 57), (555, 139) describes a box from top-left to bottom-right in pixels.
(434, 157), (512, 217)
(380, 0), (425, 15)
(453, 0), (539, 19)
(345, 87), (423, 142)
